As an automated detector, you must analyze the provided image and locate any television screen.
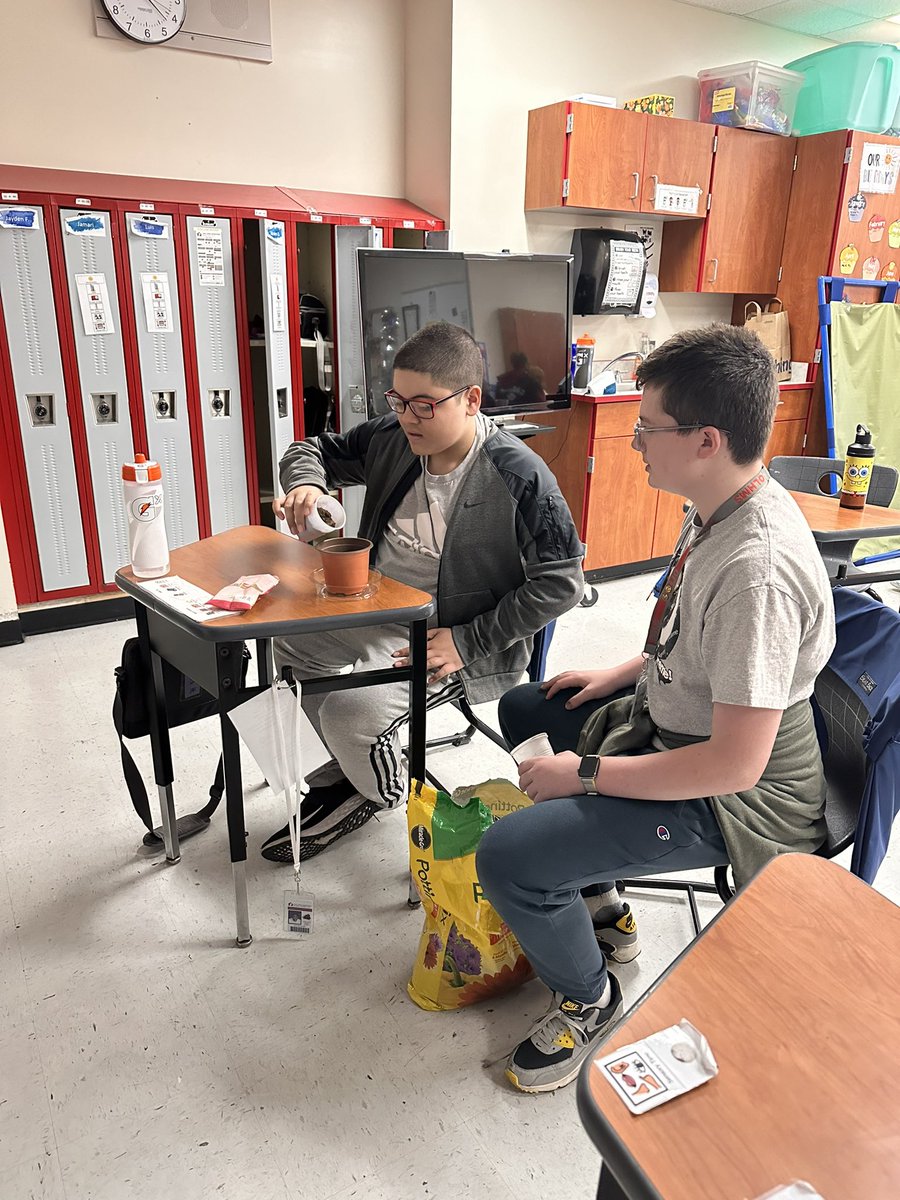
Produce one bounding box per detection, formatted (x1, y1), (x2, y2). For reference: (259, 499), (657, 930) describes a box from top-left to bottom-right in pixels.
(356, 249), (573, 418)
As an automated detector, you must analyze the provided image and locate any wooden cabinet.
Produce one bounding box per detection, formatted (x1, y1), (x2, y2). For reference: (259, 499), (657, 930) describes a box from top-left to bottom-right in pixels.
(525, 102), (713, 216)
(660, 127), (797, 294)
(733, 129), (900, 384)
(525, 386), (813, 574)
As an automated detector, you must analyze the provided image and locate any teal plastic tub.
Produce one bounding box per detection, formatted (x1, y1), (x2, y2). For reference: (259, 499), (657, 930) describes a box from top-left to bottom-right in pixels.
(786, 42), (900, 136)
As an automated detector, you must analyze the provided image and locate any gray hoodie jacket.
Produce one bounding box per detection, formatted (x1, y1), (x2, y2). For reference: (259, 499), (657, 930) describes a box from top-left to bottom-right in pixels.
(279, 414), (584, 703)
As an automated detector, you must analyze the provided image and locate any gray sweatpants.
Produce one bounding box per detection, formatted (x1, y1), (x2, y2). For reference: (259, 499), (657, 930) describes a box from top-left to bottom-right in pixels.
(273, 625), (463, 809)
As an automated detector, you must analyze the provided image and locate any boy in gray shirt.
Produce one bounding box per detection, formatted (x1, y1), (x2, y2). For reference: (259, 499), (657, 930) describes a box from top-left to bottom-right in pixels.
(478, 324), (834, 1094)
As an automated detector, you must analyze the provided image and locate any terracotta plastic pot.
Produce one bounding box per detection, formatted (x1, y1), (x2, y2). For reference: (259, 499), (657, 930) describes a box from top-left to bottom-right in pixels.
(318, 537), (373, 594)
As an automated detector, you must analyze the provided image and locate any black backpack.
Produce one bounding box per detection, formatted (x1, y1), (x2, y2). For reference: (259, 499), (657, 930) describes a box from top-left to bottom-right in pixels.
(113, 638), (248, 846)
(300, 293), (328, 340)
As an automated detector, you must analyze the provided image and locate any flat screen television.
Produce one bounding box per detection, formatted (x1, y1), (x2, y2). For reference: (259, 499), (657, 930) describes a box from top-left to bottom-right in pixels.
(356, 249), (573, 418)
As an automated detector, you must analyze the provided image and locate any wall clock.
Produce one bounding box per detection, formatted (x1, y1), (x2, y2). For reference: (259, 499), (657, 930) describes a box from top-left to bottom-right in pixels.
(100, 0), (187, 44)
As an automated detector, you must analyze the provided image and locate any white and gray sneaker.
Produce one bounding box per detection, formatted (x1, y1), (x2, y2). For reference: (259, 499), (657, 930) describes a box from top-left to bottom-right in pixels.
(505, 975), (625, 1093)
(593, 902), (641, 963)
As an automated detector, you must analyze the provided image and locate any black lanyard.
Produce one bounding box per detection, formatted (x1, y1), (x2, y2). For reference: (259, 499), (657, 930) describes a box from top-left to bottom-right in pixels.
(643, 469), (769, 658)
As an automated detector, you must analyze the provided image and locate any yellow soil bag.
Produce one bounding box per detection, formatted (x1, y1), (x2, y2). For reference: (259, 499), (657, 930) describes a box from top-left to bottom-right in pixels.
(407, 778), (533, 1011)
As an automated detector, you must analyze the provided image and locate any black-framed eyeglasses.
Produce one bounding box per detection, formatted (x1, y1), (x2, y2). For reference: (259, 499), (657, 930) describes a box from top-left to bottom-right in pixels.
(632, 419), (732, 447)
(384, 384), (471, 419)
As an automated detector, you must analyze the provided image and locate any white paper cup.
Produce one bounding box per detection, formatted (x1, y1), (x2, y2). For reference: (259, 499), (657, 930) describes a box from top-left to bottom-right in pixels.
(297, 495), (346, 543)
(510, 732), (554, 765)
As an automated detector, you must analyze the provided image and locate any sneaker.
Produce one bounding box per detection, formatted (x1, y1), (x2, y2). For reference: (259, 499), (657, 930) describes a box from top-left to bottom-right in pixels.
(260, 779), (376, 862)
(593, 902), (641, 963)
(505, 975), (624, 1094)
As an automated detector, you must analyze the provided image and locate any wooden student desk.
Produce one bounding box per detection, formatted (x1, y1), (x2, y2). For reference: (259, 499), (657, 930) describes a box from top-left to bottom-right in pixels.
(577, 854), (900, 1200)
(116, 525), (434, 947)
(789, 489), (900, 579)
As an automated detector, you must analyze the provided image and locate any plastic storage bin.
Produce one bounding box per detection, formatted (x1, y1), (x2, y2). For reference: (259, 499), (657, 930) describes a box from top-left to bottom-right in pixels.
(785, 43), (900, 136)
(698, 60), (804, 135)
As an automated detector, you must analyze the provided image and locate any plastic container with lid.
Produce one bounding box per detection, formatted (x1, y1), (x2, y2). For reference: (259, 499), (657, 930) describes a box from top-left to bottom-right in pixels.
(785, 43), (900, 137)
(697, 61), (804, 135)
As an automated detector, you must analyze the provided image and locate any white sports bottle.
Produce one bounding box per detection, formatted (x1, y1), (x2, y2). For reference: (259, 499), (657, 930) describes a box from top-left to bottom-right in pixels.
(122, 453), (170, 578)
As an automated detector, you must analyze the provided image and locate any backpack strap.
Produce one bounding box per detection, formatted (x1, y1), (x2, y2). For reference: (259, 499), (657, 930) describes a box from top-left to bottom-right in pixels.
(113, 677), (156, 833)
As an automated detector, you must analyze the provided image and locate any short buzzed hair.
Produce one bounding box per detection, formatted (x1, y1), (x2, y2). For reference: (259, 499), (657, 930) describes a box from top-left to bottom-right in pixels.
(393, 321), (484, 391)
(636, 324), (778, 464)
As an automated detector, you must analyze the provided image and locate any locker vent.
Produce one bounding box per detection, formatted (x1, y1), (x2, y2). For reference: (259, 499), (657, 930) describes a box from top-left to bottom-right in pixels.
(206, 288), (225, 373)
(160, 438), (186, 548)
(219, 448), (236, 532)
(104, 440), (130, 569)
(40, 444), (72, 578)
(13, 234), (45, 377)
(273, 331), (288, 376)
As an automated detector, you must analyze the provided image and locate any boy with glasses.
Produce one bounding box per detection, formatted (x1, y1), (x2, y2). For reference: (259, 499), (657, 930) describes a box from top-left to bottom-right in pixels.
(261, 321), (583, 862)
(478, 324), (835, 1094)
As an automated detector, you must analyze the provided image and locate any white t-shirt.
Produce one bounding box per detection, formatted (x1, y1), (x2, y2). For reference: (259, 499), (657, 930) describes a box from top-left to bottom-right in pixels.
(377, 414), (490, 597)
(645, 478), (835, 737)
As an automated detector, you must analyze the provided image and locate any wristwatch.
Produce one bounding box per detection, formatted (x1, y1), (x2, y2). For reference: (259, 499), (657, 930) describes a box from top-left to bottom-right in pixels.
(578, 754), (601, 795)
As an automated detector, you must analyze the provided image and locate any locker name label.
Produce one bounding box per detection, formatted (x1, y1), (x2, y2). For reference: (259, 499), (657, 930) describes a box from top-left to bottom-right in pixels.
(131, 218), (168, 238)
(64, 213), (106, 236)
(0, 207), (40, 230)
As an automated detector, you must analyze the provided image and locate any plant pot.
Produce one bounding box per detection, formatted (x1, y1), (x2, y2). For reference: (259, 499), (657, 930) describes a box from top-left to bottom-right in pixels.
(318, 537), (373, 594)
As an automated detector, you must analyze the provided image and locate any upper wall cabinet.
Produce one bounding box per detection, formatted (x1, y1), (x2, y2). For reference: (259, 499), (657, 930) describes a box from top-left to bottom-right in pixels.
(525, 102), (715, 215)
(659, 126), (797, 294)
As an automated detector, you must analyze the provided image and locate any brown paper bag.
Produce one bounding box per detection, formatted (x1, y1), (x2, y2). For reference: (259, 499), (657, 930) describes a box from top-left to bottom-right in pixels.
(744, 299), (791, 382)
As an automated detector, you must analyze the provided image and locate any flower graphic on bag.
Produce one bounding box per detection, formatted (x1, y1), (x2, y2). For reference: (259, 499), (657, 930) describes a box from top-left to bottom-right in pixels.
(423, 932), (442, 970)
(443, 924), (482, 986)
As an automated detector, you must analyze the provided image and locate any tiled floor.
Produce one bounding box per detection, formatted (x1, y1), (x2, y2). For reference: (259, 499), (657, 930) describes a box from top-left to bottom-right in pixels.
(2, 572), (898, 1200)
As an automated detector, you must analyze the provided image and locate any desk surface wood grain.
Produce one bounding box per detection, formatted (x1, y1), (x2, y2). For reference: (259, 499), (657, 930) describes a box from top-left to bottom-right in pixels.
(789, 489), (900, 539)
(582, 855), (900, 1200)
(116, 525), (434, 640)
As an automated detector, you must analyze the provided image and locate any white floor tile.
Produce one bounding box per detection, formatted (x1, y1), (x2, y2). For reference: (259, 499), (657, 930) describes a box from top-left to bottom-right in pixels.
(3, 1152), (68, 1200)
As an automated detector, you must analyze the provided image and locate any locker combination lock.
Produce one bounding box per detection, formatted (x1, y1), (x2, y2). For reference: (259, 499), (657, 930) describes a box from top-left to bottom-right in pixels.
(209, 389), (230, 417)
(92, 393), (117, 424)
(153, 391), (175, 419)
(276, 387), (288, 419)
(27, 394), (55, 426)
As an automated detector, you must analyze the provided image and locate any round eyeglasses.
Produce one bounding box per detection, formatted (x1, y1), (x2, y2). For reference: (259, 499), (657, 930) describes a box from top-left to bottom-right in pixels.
(384, 384), (471, 420)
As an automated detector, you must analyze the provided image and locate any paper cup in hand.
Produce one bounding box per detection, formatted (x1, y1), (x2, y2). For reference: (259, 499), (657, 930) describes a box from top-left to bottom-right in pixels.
(297, 495), (346, 543)
(511, 732), (554, 764)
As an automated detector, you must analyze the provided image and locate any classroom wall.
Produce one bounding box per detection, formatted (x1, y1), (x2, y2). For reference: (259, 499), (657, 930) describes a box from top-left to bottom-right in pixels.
(1, 0), (407, 196)
(448, 0), (830, 359)
(404, 0), (452, 221)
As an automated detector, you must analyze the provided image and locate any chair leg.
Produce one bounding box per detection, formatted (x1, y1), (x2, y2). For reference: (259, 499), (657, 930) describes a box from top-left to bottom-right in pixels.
(619, 876), (724, 938)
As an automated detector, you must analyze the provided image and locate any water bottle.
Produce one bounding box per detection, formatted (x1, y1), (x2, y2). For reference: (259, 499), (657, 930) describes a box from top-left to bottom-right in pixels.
(123, 453), (170, 577)
(839, 425), (876, 511)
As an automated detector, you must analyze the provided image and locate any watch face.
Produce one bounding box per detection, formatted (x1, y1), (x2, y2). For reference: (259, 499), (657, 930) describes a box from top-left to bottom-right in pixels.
(102, 0), (187, 44)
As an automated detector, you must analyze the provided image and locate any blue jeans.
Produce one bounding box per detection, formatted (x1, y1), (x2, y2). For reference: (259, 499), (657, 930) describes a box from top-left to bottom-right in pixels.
(476, 683), (728, 1003)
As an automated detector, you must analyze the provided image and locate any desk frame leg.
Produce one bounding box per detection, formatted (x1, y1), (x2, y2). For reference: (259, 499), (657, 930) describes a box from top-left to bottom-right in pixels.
(218, 641), (252, 948)
(597, 1165), (630, 1200)
(407, 618), (428, 783)
(136, 605), (180, 865)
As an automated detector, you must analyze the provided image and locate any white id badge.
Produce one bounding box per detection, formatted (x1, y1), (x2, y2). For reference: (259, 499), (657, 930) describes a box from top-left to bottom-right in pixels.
(593, 1019), (717, 1114)
(282, 890), (315, 935)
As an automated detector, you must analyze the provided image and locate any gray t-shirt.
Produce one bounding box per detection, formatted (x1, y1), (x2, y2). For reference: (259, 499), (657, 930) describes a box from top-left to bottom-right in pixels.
(645, 477), (835, 737)
(377, 413), (491, 599)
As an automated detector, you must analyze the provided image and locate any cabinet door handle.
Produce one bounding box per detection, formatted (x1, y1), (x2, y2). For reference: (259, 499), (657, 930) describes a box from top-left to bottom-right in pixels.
(649, 174), (658, 204)
(630, 172), (640, 201)
(708, 257), (719, 284)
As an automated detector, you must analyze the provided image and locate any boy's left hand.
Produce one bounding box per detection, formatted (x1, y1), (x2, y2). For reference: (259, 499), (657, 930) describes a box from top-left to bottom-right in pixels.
(518, 751), (582, 803)
(392, 627), (464, 683)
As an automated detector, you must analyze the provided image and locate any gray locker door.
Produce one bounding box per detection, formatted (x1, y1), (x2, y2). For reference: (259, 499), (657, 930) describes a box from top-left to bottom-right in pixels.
(333, 225), (380, 537)
(125, 212), (199, 550)
(259, 219), (293, 492)
(0, 207), (90, 592)
(60, 208), (134, 583)
(185, 215), (249, 534)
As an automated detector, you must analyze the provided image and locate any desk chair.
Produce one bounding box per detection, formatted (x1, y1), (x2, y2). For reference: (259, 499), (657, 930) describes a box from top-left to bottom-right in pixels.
(624, 586), (900, 932)
(769, 455), (898, 508)
(420, 621), (556, 778)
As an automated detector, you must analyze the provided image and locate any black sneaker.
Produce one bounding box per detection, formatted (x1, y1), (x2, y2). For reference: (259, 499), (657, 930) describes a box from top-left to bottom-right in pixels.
(505, 975), (624, 1093)
(260, 779), (377, 862)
